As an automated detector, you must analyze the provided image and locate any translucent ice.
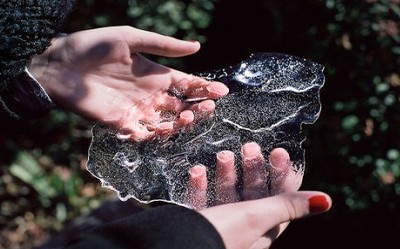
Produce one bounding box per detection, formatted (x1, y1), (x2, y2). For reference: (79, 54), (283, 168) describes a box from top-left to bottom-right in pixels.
(87, 53), (325, 208)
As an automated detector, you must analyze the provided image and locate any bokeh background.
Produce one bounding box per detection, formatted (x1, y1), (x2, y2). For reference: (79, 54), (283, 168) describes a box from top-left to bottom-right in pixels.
(1, 0), (400, 248)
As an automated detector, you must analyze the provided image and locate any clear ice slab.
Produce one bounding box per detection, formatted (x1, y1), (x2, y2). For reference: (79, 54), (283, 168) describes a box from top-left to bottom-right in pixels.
(87, 53), (325, 208)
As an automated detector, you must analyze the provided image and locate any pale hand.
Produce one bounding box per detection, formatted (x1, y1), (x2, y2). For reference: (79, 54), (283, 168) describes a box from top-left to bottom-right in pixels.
(29, 26), (229, 141)
(186, 143), (331, 249)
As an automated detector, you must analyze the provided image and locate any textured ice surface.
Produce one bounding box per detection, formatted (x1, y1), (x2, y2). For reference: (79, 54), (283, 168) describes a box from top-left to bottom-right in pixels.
(87, 53), (325, 207)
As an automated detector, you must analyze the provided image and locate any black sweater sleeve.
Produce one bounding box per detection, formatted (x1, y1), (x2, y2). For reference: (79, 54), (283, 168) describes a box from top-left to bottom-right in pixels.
(0, 0), (74, 84)
(65, 205), (226, 249)
(0, 0), (75, 118)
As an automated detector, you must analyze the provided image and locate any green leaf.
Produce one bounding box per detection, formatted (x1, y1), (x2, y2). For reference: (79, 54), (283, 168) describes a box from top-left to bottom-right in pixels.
(9, 152), (57, 199)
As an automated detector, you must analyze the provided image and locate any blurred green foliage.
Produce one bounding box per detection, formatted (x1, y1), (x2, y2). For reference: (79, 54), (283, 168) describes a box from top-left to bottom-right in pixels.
(0, 111), (108, 248)
(307, 0), (400, 210)
(126, 0), (216, 40)
(1, 0), (400, 248)
(65, 0), (217, 70)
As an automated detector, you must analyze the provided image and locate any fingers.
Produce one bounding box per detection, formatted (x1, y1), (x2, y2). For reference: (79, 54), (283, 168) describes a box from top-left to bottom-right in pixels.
(188, 99), (216, 121)
(215, 151), (239, 205)
(139, 76), (228, 138)
(241, 145), (303, 200)
(170, 77), (229, 100)
(116, 121), (156, 142)
(151, 77), (227, 134)
(176, 110), (195, 128)
(122, 100), (207, 141)
(154, 92), (217, 123)
(124, 26), (201, 57)
(241, 147), (299, 248)
(186, 165), (208, 210)
(241, 142), (269, 200)
(155, 95), (189, 113)
(150, 98), (213, 134)
(150, 111), (195, 136)
(269, 148), (303, 195)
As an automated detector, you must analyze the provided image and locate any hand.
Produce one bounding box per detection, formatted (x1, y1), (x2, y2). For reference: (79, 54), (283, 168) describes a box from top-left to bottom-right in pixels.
(186, 142), (303, 209)
(201, 191), (331, 249)
(29, 26), (229, 141)
(185, 143), (330, 249)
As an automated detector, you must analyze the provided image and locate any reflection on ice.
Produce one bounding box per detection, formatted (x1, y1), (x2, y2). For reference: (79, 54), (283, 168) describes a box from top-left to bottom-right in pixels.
(234, 62), (264, 85)
(86, 53), (325, 208)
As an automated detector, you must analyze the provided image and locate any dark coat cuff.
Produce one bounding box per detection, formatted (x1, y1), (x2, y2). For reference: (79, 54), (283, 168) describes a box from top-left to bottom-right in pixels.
(0, 67), (56, 119)
(66, 204), (226, 249)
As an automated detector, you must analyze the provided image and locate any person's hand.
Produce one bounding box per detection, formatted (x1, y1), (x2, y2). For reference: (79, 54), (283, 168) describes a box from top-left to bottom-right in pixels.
(186, 142), (303, 209)
(29, 26), (229, 141)
(185, 142), (331, 249)
(201, 191), (331, 249)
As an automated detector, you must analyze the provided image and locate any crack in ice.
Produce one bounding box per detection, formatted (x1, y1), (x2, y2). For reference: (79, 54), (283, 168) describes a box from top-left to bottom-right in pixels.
(222, 103), (311, 132)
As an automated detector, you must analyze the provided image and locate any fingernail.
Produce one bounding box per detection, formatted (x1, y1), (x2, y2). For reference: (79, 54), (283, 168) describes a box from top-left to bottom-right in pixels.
(269, 148), (291, 170)
(206, 85), (229, 96)
(308, 195), (330, 213)
(189, 165), (206, 178)
(242, 142), (261, 160)
(180, 111), (194, 121)
(216, 150), (235, 163)
(187, 40), (198, 43)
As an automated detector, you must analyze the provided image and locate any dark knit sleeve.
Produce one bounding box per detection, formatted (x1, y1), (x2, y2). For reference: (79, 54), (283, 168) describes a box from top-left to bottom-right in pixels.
(0, 0), (75, 118)
(0, 0), (75, 84)
(65, 205), (226, 249)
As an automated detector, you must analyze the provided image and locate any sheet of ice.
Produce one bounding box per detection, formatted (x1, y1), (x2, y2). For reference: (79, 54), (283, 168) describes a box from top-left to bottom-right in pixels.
(86, 53), (325, 208)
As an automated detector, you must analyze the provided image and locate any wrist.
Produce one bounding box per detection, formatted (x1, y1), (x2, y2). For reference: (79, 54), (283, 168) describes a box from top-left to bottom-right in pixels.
(28, 35), (66, 97)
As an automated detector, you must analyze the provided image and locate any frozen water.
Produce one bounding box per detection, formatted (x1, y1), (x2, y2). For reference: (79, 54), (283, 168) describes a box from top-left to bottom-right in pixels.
(86, 53), (325, 208)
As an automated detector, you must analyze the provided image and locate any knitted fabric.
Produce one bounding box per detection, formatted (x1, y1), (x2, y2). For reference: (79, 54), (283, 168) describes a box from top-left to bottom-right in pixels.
(0, 0), (75, 87)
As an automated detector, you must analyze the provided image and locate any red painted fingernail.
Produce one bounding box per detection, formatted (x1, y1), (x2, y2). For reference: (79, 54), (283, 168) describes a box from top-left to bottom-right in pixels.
(308, 195), (330, 213)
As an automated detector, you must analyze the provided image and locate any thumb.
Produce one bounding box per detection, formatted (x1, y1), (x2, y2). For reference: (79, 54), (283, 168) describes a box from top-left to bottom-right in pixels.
(259, 191), (332, 226)
(124, 26), (201, 57)
(200, 191), (331, 249)
(248, 191), (332, 249)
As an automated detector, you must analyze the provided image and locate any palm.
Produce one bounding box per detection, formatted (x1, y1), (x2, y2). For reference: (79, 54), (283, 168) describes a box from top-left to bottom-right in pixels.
(33, 26), (228, 141)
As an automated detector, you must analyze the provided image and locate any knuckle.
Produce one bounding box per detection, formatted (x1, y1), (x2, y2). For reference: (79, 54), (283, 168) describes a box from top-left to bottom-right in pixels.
(282, 198), (300, 221)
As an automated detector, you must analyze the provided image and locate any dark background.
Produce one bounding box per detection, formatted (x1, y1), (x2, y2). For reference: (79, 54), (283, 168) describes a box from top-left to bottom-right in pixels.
(1, 0), (400, 248)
